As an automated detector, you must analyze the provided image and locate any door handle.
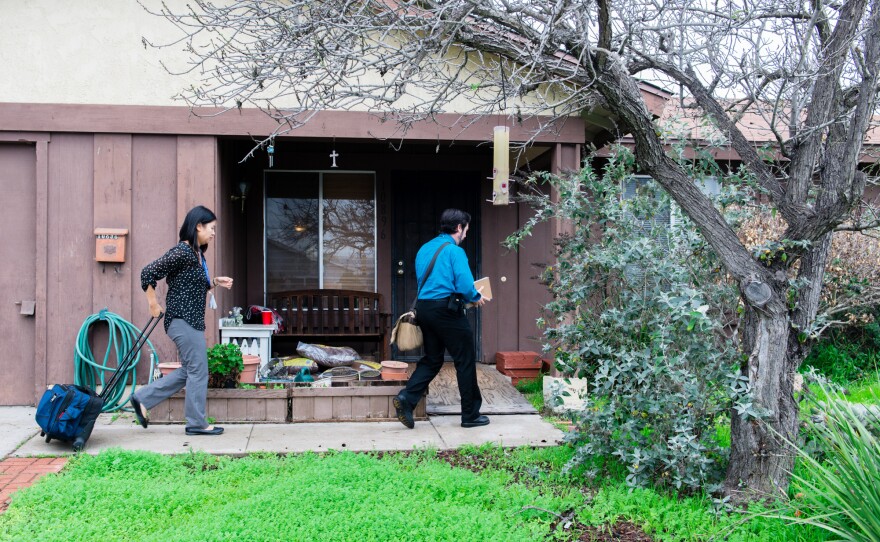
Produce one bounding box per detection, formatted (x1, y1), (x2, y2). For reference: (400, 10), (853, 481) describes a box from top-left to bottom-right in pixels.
(15, 300), (36, 316)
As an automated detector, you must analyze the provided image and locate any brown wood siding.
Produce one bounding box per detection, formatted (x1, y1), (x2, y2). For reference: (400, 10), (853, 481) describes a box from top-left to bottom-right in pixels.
(93, 135), (133, 323)
(1, 108), (582, 402)
(34, 134), (221, 393)
(0, 104), (586, 145)
(46, 134), (94, 386)
(176, 136), (219, 343)
(131, 135), (180, 378)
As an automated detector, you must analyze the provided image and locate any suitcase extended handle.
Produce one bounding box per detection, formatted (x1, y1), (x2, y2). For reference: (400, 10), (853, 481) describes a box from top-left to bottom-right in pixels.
(100, 314), (163, 400)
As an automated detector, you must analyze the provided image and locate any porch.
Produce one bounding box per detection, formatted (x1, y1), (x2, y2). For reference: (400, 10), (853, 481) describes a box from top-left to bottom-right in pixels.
(0, 108), (583, 406)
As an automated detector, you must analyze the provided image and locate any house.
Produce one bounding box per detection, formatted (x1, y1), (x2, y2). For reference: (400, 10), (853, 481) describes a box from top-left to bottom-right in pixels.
(0, 1), (671, 405)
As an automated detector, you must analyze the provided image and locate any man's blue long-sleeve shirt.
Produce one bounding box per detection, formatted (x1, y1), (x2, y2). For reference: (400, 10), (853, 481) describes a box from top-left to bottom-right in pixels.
(415, 234), (481, 302)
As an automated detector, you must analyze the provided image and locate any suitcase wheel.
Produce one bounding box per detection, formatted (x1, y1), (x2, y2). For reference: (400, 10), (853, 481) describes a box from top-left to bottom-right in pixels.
(40, 431), (45, 437)
(45, 434), (51, 444)
(72, 437), (86, 452)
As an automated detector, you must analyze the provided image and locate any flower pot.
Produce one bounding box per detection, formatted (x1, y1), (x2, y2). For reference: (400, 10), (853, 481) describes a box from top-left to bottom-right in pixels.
(157, 362), (182, 377)
(380, 360), (409, 381)
(239, 354), (261, 383)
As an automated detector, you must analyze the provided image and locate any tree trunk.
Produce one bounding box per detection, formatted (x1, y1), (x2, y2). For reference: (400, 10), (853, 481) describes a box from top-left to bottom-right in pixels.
(724, 295), (800, 503)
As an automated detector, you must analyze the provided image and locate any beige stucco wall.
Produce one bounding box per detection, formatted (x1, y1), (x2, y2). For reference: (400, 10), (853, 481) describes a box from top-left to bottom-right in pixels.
(0, 1), (197, 106)
(0, 0), (570, 116)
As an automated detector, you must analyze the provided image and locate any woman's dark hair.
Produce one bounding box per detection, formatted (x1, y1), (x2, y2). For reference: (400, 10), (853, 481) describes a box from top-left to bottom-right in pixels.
(179, 205), (217, 253)
(439, 208), (471, 234)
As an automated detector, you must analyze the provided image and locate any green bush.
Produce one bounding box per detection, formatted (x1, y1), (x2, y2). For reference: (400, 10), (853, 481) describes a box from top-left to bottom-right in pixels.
(507, 148), (749, 494)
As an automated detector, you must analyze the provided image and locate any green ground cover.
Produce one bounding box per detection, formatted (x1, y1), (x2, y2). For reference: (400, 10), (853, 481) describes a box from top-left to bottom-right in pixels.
(0, 446), (828, 542)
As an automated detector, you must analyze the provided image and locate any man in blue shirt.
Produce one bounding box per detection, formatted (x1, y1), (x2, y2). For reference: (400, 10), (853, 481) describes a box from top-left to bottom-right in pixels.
(394, 209), (490, 428)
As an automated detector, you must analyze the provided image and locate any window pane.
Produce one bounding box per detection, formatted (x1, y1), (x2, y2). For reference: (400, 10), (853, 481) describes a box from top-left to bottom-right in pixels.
(322, 173), (375, 291)
(266, 172), (320, 292)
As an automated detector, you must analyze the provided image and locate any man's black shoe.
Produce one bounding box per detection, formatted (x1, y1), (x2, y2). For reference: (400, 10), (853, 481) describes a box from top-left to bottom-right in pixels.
(461, 415), (490, 428)
(393, 392), (415, 429)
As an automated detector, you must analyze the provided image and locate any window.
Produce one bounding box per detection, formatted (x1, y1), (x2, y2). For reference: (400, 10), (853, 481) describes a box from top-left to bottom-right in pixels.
(265, 171), (376, 293)
(621, 175), (720, 284)
(624, 175), (671, 243)
(623, 174), (721, 232)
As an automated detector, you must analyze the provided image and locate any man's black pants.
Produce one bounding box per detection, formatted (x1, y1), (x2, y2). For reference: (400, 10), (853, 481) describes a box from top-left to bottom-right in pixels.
(399, 299), (483, 422)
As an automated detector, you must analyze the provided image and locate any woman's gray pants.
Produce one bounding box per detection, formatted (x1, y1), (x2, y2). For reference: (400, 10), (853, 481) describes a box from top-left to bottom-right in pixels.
(133, 318), (209, 429)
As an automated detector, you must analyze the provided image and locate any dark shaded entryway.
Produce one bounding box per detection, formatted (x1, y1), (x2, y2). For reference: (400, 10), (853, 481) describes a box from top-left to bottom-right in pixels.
(390, 170), (482, 361)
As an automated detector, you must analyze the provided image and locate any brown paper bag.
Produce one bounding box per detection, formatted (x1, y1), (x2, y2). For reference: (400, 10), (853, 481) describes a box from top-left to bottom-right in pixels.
(390, 310), (423, 351)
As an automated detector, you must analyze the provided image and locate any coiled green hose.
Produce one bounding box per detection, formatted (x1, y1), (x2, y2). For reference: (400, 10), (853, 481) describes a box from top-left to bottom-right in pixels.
(73, 309), (159, 412)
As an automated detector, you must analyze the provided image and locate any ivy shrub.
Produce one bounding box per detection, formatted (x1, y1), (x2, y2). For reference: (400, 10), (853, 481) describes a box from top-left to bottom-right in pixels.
(206, 342), (243, 388)
(508, 148), (749, 494)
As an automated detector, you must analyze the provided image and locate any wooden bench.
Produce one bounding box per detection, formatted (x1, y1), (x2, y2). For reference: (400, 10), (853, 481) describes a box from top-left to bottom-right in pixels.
(268, 289), (390, 361)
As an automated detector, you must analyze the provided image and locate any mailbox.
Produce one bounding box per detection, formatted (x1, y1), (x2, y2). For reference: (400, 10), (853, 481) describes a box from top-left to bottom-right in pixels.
(94, 228), (128, 263)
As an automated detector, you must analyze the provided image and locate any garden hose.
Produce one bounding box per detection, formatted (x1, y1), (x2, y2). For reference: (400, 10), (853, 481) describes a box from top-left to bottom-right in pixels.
(73, 308), (159, 412)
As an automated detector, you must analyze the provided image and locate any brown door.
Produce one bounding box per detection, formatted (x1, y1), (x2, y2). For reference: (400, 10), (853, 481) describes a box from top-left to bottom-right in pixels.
(0, 144), (37, 405)
(390, 171), (481, 361)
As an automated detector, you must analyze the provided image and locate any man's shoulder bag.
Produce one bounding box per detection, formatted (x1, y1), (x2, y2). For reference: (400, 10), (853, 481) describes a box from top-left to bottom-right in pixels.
(390, 242), (449, 351)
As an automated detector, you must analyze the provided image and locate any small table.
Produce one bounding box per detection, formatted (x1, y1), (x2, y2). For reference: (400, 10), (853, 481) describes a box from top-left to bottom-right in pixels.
(218, 322), (275, 371)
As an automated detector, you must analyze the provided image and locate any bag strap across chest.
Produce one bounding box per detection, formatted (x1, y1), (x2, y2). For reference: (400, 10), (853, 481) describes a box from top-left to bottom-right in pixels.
(410, 242), (450, 311)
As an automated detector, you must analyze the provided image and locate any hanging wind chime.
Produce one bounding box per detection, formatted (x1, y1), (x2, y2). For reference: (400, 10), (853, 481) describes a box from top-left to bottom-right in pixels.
(267, 139), (275, 168)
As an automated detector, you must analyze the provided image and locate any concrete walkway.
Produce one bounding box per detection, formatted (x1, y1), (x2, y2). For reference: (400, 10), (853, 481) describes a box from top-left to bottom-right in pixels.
(3, 407), (563, 458)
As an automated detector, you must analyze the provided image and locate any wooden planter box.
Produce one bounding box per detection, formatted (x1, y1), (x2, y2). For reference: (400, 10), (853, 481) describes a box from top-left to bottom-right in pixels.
(146, 382), (426, 423)
(495, 351), (542, 371)
(290, 382), (427, 422)
(149, 388), (289, 424)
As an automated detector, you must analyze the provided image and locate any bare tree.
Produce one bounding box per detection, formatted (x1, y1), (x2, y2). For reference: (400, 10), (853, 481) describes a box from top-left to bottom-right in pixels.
(142, 0), (880, 501)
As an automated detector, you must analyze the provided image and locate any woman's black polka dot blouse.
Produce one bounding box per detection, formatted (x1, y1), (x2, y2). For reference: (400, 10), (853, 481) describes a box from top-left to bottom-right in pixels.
(141, 242), (212, 332)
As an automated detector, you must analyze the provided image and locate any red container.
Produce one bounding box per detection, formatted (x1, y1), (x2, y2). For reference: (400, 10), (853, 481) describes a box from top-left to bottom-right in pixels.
(495, 351), (541, 371)
(261, 310), (273, 325)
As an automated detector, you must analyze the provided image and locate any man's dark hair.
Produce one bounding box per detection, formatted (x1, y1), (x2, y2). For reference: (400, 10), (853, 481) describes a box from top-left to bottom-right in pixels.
(439, 208), (471, 234)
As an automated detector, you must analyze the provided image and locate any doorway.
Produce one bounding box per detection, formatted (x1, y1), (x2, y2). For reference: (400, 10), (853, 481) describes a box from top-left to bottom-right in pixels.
(0, 144), (37, 405)
(390, 171), (481, 361)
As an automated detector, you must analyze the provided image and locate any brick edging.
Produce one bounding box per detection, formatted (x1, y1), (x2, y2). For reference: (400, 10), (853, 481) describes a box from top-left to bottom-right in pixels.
(0, 457), (68, 513)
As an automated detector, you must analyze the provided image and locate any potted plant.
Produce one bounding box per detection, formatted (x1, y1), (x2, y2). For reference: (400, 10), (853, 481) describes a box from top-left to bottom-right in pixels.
(207, 343), (243, 388)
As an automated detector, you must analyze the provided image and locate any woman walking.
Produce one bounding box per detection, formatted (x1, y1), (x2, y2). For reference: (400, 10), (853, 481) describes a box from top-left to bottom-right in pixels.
(129, 205), (233, 436)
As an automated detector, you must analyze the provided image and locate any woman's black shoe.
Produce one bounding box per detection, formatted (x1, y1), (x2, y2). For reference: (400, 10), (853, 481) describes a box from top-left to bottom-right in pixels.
(130, 395), (148, 429)
(185, 426), (224, 435)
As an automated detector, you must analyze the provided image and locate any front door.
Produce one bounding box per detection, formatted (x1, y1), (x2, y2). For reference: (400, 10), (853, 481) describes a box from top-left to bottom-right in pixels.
(391, 171), (481, 361)
(0, 144), (37, 405)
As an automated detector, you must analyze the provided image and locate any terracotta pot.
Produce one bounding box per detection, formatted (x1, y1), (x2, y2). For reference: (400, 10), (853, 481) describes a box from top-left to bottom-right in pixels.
(157, 362), (182, 377)
(381, 369), (409, 381)
(239, 354), (261, 383)
(380, 360), (407, 373)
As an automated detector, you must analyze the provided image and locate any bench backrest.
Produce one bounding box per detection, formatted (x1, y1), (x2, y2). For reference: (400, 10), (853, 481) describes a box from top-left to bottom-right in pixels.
(268, 289), (385, 336)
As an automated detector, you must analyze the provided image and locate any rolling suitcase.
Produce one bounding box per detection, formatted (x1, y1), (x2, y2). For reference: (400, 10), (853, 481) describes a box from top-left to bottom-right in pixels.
(36, 315), (161, 451)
